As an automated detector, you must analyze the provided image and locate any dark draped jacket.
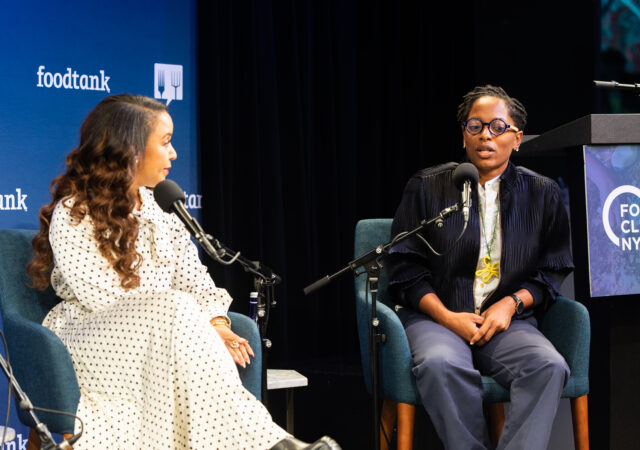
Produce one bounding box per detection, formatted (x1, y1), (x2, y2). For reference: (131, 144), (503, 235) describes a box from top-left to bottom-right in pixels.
(387, 161), (574, 320)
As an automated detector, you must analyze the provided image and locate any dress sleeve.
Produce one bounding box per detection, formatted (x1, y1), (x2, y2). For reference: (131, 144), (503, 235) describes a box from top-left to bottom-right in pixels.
(168, 216), (232, 320)
(49, 201), (131, 313)
(519, 181), (574, 307)
(386, 175), (436, 311)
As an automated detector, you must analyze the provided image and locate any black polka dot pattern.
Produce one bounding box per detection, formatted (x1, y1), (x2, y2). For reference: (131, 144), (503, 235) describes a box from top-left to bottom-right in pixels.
(43, 188), (288, 449)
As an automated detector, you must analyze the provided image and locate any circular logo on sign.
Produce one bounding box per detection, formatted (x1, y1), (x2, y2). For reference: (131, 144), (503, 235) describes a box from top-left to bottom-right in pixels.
(602, 185), (640, 247)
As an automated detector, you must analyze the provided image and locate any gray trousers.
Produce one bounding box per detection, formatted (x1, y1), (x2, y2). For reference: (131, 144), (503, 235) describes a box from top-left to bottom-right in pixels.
(399, 309), (570, 450)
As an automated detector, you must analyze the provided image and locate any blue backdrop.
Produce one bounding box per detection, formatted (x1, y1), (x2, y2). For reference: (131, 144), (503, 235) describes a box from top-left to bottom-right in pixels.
(0, 0), (199, 443)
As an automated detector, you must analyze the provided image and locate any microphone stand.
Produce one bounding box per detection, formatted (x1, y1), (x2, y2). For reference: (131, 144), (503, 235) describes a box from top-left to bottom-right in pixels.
(190, 224), (281, 405)
(304, 203), (461, 450)
(0, 354), (59, 449)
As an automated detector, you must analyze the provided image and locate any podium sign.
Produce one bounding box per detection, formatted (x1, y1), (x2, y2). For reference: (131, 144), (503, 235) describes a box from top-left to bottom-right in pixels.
(585, 145), (640, 297)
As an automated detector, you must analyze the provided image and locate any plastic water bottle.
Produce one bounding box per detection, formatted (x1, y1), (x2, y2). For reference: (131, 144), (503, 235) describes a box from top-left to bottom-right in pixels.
(249, 291), (258, 322)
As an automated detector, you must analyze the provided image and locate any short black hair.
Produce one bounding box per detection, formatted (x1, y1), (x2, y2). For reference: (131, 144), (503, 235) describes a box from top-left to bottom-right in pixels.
(456, 85), (527, 131)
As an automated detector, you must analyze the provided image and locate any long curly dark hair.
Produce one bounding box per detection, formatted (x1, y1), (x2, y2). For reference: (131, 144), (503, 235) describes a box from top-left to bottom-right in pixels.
(28, 94), (168, 290)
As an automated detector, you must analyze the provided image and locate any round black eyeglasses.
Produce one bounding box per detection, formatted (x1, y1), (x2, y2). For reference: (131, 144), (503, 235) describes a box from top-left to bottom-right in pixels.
(462, 118), (520, 136)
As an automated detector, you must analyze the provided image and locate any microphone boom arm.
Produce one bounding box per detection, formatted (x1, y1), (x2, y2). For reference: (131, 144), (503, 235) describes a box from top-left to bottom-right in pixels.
(186, 214), (281, 285)
(303, 203), (459, 295)
(201, 232), (281, 285)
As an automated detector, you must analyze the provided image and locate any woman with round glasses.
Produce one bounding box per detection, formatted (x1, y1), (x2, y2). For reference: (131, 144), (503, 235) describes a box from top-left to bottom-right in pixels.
(387, 85), (573, 449)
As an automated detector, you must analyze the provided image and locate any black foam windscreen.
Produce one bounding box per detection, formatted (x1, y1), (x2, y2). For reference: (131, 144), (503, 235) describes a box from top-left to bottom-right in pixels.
(452, 162), (479, 189)
(153, 179), (186, 212)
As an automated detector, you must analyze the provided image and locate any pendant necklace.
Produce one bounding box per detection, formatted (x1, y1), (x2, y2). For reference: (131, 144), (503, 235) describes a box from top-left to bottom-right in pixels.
(475, 199), (500, 283)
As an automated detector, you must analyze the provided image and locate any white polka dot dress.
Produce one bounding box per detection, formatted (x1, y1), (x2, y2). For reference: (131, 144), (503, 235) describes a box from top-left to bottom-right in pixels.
(42, 188), (289, 449)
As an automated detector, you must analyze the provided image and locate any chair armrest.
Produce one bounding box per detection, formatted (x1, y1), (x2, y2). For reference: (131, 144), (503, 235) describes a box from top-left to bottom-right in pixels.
(377, 305), (421, 405)
(229, 312), (262, 400)
(355, 290), (420, 405)
(539, 296), (590, 396)
(2, 312), (80, 434)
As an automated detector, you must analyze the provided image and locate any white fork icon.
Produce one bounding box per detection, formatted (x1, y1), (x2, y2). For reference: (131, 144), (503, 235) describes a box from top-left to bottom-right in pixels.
(171, 71), (181, 101)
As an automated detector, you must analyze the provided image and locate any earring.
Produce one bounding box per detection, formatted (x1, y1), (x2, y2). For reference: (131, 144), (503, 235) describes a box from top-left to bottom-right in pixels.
(513, 147), (519, 152)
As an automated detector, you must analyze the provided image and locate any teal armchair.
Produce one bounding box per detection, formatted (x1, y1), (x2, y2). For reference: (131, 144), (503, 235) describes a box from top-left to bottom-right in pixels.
(0, 229), (262, 446)
(354, 219), (590, 450)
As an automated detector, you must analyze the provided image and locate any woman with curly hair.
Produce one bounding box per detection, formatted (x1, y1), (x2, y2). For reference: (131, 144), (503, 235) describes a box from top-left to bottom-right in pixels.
(28, 94), (339, 450)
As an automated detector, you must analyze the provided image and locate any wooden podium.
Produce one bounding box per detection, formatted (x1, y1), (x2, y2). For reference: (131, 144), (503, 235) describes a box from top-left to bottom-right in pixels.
(517, 113), (640, 450)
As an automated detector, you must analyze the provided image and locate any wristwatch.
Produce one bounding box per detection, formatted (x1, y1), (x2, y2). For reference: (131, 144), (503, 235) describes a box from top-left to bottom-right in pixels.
(509, 294), (524, 315)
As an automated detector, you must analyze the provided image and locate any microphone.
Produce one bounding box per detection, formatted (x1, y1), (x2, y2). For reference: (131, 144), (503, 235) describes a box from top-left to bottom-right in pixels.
(593, 80), (640, 91)
(154, 180), (203, 237)
(153, 180), (223, 259)
(452, 163), (479, 225)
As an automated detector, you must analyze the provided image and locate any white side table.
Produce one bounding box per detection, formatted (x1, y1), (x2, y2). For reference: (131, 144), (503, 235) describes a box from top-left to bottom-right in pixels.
(267, 369), (308, 434)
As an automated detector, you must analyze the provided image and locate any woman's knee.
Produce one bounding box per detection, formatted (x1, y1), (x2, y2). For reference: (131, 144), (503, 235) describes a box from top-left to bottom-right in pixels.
(413, 347), (472, 381)
(142, 289), (199, 312)
(546, 352), (570, 382)
(527, 350), (570, 386)
(131, 290), (205, 332)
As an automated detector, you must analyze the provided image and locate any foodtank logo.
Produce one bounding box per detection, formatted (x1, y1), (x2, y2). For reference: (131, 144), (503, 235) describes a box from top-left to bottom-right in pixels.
(154, 63), (183, 105)
(603, 185), (640, 251)
(0, 188), (28, 212)
(36, 66), (110, 92)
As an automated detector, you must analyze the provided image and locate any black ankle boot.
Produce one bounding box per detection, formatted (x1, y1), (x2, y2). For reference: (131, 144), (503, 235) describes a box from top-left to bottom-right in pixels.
(270, 435), (341, 450)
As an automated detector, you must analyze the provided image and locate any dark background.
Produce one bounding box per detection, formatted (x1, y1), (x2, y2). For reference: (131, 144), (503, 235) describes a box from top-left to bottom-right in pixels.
(197, 1), (640, 448)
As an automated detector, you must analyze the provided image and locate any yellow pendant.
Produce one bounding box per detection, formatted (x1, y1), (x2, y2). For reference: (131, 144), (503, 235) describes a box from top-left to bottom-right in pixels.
(475, 256), (499, 282)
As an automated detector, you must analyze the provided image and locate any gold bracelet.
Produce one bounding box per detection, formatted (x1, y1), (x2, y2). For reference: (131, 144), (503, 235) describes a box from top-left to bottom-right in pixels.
(211, 316), (231, 329)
